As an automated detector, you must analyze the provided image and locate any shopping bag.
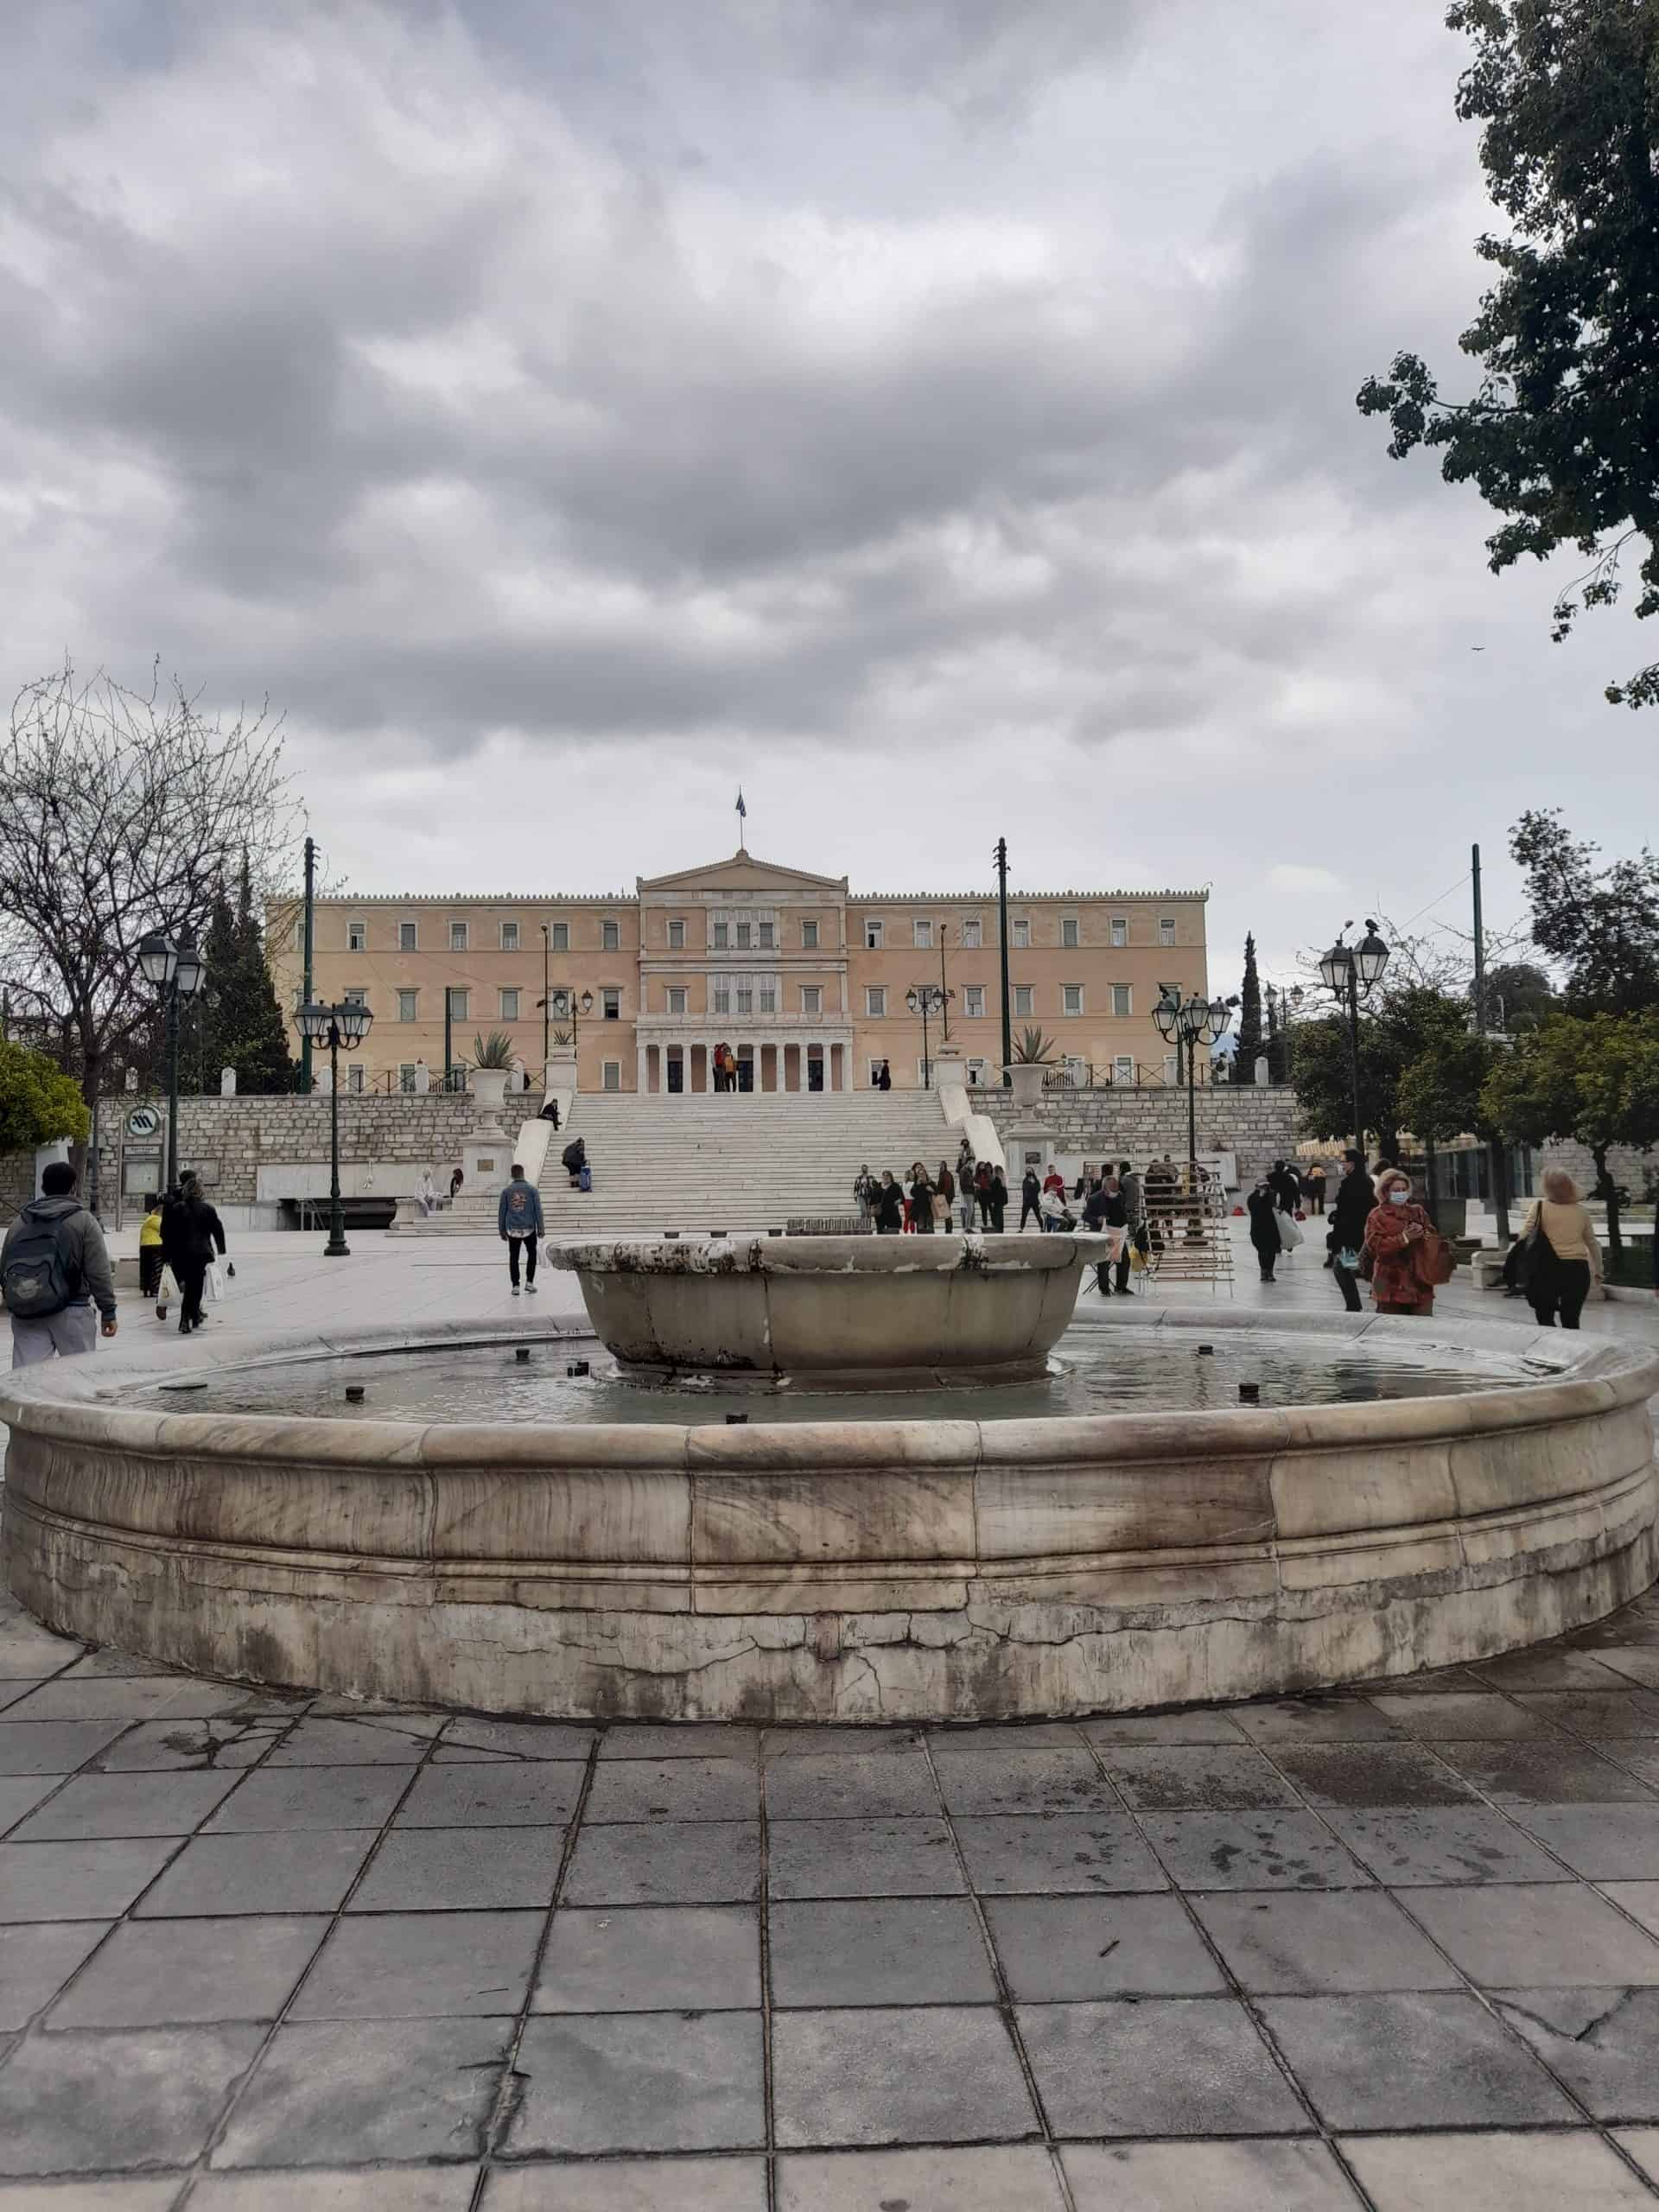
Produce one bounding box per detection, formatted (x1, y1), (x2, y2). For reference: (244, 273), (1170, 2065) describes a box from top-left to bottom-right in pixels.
(156, 1264), (178, 1316)
(207, 1262), (226, 1301)
(1275, 1211), (1303, 1252)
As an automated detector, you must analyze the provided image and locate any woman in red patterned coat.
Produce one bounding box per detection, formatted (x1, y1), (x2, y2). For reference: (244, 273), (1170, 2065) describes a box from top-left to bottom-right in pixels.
(1362, 1166), (1435, 1317)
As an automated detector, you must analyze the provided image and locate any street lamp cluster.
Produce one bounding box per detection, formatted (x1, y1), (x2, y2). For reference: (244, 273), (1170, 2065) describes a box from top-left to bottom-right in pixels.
(1316, 918), (1390, 1151)
(1153, 987), (1238, 1175)
(137, 926), (205, 1193)
(296, 998), (375, 1256)
(906, 982), (952, 1088)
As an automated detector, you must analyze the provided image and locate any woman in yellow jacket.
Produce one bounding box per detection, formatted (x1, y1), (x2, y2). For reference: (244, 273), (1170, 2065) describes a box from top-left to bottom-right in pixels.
(137, 1193), (165, 1303)
(1521, 1169), (1603, 1330)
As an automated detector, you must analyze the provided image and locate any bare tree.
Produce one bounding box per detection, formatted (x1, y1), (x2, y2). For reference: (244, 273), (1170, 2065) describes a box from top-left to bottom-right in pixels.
(0, 660), (302, 1179)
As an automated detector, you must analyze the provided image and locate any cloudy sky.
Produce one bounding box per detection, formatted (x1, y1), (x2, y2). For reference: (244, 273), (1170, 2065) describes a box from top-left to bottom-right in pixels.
(4, 1), (1648, 1001)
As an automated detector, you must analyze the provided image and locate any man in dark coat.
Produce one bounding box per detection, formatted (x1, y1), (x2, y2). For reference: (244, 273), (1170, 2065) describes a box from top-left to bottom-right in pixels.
(1019, 1168), (1042, 1234)
(1325, 1148), (1376, 1314)
(162, 1171), (226, 1336)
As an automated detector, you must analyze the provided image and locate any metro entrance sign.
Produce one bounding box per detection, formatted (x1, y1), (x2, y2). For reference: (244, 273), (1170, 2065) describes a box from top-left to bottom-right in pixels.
(125, 1106), (161, 1139)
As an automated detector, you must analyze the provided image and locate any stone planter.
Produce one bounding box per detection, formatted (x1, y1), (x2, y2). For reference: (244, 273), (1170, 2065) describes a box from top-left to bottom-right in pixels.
(1004, 1062), (1049, 1109)
(469, 1066), (511, 1134)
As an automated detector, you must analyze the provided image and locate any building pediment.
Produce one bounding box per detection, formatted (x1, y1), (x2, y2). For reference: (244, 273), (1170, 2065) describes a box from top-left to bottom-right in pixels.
(638, 849), (848, 899)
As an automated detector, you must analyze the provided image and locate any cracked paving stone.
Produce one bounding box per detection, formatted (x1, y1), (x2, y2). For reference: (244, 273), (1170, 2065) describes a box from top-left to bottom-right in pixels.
(1019, 1996), (1306, 2138)
(772, 2005), (1035, 2148)
(1407, 1883), (1659, 1989)
(0, 1679), (254, 1724)
(433, 1718), (597, 1762)
(0, 1721), (132, 1776)
(266, 1717), (437, 1766)
(534, 1905), (760, 2013)
(1258, 1992), (1576, 2129)
(91, 1719), (288, 1772)
(951, 1814), (1166, 1897)
(289, 1910), (543, 2019)
(1, 1838), (179, 1923)
(1141, 1811), (1373, 1890)
(211, 2016), (512, 2166)
(0, 2023), (263, 2174)
(0, 1779), (56, 1837)
(1493, 1987), (1659, 2120)
(1228, 1698), (1408, 1744)
(136, 1829), (374, 1917)
(10, 1770), (240, 1840)
(0, 1921), (112, 2030)
(204, 1764), (412, 1833)
(505, 2012), (765, 2155)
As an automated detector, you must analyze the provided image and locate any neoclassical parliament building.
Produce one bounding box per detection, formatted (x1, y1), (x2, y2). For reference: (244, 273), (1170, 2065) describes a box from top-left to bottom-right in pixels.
(270, 849), (1211, 1095)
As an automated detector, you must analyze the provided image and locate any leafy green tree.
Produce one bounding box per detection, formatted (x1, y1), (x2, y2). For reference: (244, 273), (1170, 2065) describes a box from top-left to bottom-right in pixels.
(1510, 809), (1659, 1014)
(1481, 1010), (1659, 1252)
(1480, 959), (1557, 1029)
(1294, 986), (1472, 1156)
(0, 1039), (90, 1156)
(197, 855), (295, 1095)
(1357, 1), (1659, 708)
(1234, 935), (1262, 1085)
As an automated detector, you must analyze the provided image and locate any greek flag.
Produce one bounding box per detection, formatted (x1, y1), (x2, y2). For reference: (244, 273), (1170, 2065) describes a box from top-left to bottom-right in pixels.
(735, 788), (747, 821)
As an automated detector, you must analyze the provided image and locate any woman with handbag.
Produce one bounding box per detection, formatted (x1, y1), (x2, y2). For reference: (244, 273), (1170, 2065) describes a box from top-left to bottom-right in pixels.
(1362, 1167), (1441, 1317)
(1519, 1169), (1602, 1329)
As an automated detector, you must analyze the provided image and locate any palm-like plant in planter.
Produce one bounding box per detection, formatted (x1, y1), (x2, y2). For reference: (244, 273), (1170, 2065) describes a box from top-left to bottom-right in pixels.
(1005, 1025), (1057, 1106)
(469, 1031), (517, 1070)
(1010, 1026), (1057, 1066)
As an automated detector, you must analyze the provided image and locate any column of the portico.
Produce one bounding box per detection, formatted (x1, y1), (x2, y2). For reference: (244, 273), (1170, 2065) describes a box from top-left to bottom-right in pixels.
(637, 1043), (649, 1093)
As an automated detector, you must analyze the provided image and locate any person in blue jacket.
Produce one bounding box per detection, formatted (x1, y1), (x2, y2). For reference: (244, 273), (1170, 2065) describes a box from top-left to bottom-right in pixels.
(498, 1164), (545, 1295)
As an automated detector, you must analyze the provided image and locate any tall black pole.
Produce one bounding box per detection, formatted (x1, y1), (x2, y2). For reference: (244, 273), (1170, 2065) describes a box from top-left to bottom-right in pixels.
(443, 988), (453, 1093)
(299, 835), (315, 1095)
(325, 1022), (348, 1257)
(938, 925), (950, 1043)
(1186, 1020), (1198, 1171)
(540, 925), (550, 1080)
(166, 981), (181, 1192)
(995, 837), (1012, 1082)
(1471, 841), (1510, 1240)
(921, 997), (931, 1089)
(1347, 966), (1363, 1158)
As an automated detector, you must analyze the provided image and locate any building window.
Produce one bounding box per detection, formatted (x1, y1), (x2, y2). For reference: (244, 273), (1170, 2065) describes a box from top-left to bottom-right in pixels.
(602, 988), (621, 1020)
(801, 985), (822, 1015)
(1162, 1053), (1179, 1085)
(866, 986), (887, 1017)
(1012, 918), (1030, 950)
(1159, 916), (1177, 946)
(713, 920), (729, 950)
(1110, 916), (1128, 947)
(601, 918), (620, 952)
(733, 986), (752, 1016)
(1014, 985), (1033, 1017)
(865, 918), (884, 950)
(963, 985), (985, 1018)
(1062, 984), (1084, 1016)
(667, 986), (688, 1014)
(1115, 1054), (1135, 1084)
(961, 918), (982, 949)
(449, 922), (468, 952)
(802, 918), (819, 950)
(347, 1064), (365, 1094)
(447, 988), (468, 1022)
(499, 988), (519, 1021)
(348, 920), (366, 953)
(736, 920), (752, 950)
(550, 921), (569, 951)
(1061, 917), (1079, 949)
(399, 1065), (416, 1092)
(668, 918), (685, 950)
(397, 989), (417, 1023)
(1112, 983), (1132, 1018)
(759, 982), (777, 1014)
(602, 1060), (621, 1091)
(500, 921), (518, 951)
(913, 918), (932, 950)
(758, 919), (775, 950)
(343, 988), (367, 1010)
(398, 920), (417, 951)
(713, 982), (731, 1015)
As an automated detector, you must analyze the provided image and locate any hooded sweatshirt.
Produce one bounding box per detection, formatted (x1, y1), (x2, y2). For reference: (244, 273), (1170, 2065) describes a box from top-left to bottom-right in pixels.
(2, 1195), (117, 1318)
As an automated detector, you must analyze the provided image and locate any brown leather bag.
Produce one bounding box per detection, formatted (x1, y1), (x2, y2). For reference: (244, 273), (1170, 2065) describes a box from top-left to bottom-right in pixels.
(1414, 1224), (1456, 1287)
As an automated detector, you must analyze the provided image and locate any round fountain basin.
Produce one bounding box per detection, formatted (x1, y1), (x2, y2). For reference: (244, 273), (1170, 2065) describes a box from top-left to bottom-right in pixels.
(543, 1231), (1119, 1385)
(3, 1305), (1654, 1724)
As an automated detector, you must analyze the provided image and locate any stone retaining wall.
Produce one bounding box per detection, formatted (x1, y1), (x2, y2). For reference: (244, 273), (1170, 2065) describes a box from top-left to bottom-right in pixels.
(978, 1084), (1300, 1188)
(86, 1093), (485, 1205)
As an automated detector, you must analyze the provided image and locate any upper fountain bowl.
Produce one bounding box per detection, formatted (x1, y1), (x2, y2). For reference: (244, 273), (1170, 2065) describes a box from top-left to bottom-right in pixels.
(543, 1230), (1118, 1385)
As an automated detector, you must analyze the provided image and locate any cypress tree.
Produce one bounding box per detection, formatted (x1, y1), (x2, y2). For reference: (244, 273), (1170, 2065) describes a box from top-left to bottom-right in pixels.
(1235, 934), (1262, 1084)
(197, 855), (296, 1094)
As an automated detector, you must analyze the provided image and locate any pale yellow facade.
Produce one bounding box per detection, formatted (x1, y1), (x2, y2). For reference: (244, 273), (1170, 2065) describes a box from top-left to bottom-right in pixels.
(268, 851), (1209, 1094)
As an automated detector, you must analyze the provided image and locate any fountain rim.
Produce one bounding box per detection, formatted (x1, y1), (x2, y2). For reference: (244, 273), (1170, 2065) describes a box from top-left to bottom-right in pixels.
(3, 1303), (1654, 1470)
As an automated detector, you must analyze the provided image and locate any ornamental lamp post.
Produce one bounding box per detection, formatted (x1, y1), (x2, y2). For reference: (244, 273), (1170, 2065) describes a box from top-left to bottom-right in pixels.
(1318, 918), (1389, 1154)
(1154, 985), (1237, 1185)
(296, 998), (375, 1256)
(548, 988), (594, 1051)
(906, 982), (951, 1090)
(137, 925), (206, 1192)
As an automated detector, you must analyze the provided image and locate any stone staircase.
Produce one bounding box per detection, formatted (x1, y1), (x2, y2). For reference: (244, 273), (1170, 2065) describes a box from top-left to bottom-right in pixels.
(402, 1090), (959, 1238)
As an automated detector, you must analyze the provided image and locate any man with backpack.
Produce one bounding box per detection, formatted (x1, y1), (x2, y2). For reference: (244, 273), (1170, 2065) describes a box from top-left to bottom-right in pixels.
(3, 1161), (118, 1366)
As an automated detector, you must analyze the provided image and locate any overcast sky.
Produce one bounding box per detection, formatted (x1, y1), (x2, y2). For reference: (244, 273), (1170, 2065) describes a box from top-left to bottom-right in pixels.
(4, 1), (1648, 1004)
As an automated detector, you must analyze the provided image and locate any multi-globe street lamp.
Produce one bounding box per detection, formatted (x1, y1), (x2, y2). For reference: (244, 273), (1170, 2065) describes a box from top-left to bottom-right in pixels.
(1153, 986), (1238, 1179)
(546, 987), (594, 1054)
(137, 925), (206, 1192)
(906, 982), (952, 1090)
(296, 999), (375, 1256)
(1317, 918), (1390, 1154)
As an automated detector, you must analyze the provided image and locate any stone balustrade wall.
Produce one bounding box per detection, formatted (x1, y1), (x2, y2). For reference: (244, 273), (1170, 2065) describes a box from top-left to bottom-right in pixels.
(977, 1084), (1301, 1189)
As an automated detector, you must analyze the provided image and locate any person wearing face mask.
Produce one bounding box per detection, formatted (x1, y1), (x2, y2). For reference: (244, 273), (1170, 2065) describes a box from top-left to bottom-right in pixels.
(1363, 1166), (1436, 1315)
(1325, 1148), (1375, 1313)
(1246, 1174), (1282, 1283)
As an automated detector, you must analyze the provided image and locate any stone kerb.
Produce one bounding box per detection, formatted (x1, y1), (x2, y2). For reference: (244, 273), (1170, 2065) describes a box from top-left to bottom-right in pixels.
(3, 1308), (1653, 1723)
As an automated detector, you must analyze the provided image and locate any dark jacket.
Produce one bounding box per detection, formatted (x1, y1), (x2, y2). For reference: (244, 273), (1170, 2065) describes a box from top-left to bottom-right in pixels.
(1247, 1186), (1281, 1255)
(873, 1181), (905, 1232)
(162, 1193), (225, 1271)
(1021, 1172), (1040, 1207)
(2, 1195), (116, 1318)
(1103, 1188), (1129, 1230)
(986, 1173), (1008, 1226)
(1328, 1169), (1376, 1254)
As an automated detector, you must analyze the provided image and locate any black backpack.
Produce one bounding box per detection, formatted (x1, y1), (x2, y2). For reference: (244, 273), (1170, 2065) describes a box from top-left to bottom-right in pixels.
(3, 1209), (77, 1319)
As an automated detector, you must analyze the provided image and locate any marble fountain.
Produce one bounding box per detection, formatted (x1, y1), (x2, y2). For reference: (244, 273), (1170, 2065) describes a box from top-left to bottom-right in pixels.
(3, 1231), (1656, 1722)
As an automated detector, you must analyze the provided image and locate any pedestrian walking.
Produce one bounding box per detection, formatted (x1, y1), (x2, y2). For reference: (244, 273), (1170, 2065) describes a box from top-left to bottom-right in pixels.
(499, 1161), (545, 1295)
(873, 1171), (905, 1233)
(1305, 1161), (1327, 1216)
(561, 1137), (587, 1189)
(3, 1162), (118, 1366)
(1268, 1159), (1300, 1214)
(162, 1172), (226, 1336)
(934, 1160), (955, 1232)
(854, 1165), (875, 1229)
(1363, 1167), (1438, 1316)
(1019, 1167), (1042, 1234)
(1325, 1148), (1375, 1314)
(909, 1161), (936, 1233)
(1517, 1169), (1601, 1329)
(875, 1061), (892, 1091)
(958, 1156), (978, 1232)
(137, 1192), (165, 1299)
(1247, 1175), (1281, 1283)
(985, 1166), (1008, 1233)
